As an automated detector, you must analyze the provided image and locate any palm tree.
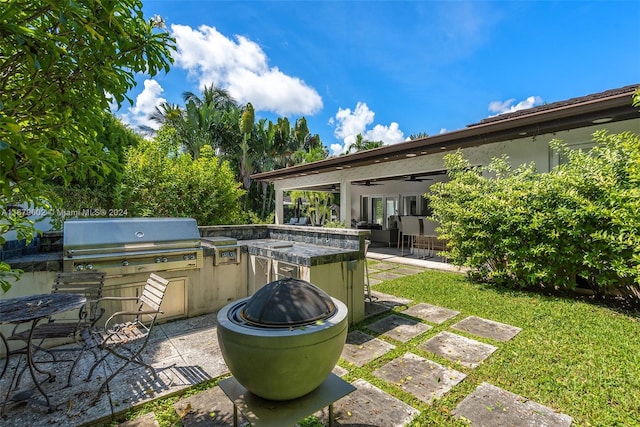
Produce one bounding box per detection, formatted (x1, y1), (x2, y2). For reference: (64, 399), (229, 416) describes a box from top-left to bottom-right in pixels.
(409, 131), (429, 140)
(347, 134), (383, 153)
(144, 85), (240, 159)
(139, 102), (183, 135)
(183, 85), (235, 110)
(239, 102), (255, 195)
(181, 85), (238, 159)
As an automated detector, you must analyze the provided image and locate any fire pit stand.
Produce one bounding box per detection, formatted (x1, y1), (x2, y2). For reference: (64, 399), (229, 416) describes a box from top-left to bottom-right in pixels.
(218, 373), (355, 427)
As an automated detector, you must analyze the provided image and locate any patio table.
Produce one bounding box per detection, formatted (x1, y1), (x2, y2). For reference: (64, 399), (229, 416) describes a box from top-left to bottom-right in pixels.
(0, 292), (86, 414)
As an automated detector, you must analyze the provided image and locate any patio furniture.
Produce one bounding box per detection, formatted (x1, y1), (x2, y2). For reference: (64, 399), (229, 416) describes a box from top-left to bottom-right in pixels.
(399, 216), (422, 257)
(418, 219), (448, 259)
(6, 271), (106, 386)
(8, 272), (106, 346)
(370, 228), (398, 247)
(81, 273), (170, 398)
(0, 293), (87, 413)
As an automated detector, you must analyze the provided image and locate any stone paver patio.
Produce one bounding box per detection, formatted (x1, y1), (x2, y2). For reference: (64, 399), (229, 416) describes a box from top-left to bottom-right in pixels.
(402, 302), (460, 324)
(370, 270), (405, 281)
(454, 382), (573, 427)
(419, 330), (498, 368)
(366, 314), (432, 342)
(451, 315), (522, 342)
(373, 353), (466, 404)
(341, 330), (396, 367)
(324, 379), (419, 427)
(1, 258), (574, 427)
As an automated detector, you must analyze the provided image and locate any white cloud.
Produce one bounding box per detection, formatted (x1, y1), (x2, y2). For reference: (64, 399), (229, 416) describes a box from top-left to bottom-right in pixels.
(330, 143), (344, 155)
(488, 95), (543, 115)
(330, 102), (405, 155)
(119, 79), (167, 131)
(365, 123), (404, 145)
(333, 102), (375, 140)
(171, 24), (322, 116)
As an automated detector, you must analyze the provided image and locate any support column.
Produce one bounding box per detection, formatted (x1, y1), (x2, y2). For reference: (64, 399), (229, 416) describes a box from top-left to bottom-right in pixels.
(340, 180), (351, 227)
(274, 186), (284, 225)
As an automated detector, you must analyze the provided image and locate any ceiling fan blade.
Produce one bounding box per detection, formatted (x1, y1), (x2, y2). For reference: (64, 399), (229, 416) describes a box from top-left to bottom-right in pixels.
(404, 175), (432, 182)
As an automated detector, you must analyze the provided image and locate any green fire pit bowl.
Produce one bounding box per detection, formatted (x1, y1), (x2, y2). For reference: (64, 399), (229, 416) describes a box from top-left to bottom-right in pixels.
(216, 279), (349, 400)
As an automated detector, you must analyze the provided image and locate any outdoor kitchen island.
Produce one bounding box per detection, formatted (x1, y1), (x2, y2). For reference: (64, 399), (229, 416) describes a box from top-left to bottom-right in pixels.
(0, 222), (369, 351)
(201, 224), (368, 325)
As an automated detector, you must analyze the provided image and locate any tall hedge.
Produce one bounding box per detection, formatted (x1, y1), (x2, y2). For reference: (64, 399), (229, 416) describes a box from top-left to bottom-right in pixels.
(428, 130), (640, 297)
(117, 127), (245, 225)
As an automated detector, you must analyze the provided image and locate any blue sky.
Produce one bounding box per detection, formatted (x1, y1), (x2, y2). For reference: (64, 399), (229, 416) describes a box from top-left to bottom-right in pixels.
(119, 1), (640, 156)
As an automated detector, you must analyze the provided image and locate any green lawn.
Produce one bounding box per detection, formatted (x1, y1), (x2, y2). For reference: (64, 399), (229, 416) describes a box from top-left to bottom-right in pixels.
(358, 266), (640, 426)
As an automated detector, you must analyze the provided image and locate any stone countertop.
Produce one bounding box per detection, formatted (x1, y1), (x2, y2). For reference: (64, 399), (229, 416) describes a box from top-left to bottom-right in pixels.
(3, 252), (63, 272)
(6, 238), (364, 272)
(239, 239), (362, 267)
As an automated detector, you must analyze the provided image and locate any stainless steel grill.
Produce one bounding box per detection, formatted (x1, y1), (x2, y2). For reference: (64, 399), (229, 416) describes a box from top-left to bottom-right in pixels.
(63, 218), (203, 275)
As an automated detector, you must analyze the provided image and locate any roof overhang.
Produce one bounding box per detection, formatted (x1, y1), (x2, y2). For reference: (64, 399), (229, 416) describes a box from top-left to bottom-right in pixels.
(252, 85), (639, 182)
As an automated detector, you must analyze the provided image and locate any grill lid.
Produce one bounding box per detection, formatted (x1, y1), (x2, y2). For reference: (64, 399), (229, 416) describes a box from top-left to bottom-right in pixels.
(240, 278), (336, 328)
(64, 217), (201, 255)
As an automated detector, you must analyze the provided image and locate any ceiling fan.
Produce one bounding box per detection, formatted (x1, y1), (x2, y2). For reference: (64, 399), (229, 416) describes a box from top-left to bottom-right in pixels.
(353, 180), (382, 186)
(403, 175), (432, 182)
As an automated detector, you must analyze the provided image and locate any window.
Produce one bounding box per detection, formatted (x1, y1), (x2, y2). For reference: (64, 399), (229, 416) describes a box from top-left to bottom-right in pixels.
(385, 197), (398, 228)
(372, 197), (383, 225)
(404, 195), (417, 215)
(361, 196), (369, 222)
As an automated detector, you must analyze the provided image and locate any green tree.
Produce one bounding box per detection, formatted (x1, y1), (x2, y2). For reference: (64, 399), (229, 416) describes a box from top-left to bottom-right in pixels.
(182, 85), (237, 159)
(347, 134), (383, 153)
(145, 85), (238, 160)
(250, 116), (327, 220)
(51, 113), (142, 227)
(117, 128), (245, 225)
(429, 130), (640, 298)
(290, 190), (333, 226)
(409, 132), (429, 140)
(142, 85), (328, 223)
(0, 0), (174, 291)
(239, 102), (255, 194)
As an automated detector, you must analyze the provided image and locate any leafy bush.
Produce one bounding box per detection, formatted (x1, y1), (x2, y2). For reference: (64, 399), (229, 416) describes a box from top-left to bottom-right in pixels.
(117, 129), (245, 225)
(428, 130), (640, 298)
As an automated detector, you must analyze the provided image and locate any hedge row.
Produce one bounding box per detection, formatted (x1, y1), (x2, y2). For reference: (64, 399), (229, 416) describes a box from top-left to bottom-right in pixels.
(428, 130), (640, 298)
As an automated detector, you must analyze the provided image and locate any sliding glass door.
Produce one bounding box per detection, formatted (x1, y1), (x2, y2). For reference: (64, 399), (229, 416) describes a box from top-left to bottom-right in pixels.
(361, 195), (399, 228)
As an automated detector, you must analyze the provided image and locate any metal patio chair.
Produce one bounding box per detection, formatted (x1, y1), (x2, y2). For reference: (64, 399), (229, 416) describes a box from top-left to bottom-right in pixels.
(81, 273), (170, 398)
(7, 271), (106, 384)
(9, 272), (107, 340)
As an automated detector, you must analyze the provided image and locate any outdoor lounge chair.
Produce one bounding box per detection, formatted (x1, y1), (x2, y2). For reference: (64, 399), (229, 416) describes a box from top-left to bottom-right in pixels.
(81, 273), (170, 398)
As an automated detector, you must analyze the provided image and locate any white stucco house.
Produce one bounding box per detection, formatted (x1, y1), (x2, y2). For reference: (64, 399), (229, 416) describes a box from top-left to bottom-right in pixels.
(252, 85), (640, 242)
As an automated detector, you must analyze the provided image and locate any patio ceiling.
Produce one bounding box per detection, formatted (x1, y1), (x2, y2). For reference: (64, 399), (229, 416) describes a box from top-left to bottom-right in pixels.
(288, 169), (449, 192)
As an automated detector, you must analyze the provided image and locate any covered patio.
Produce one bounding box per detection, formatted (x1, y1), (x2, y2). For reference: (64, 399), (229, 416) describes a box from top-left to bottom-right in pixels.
(252, 85), (639, 233)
